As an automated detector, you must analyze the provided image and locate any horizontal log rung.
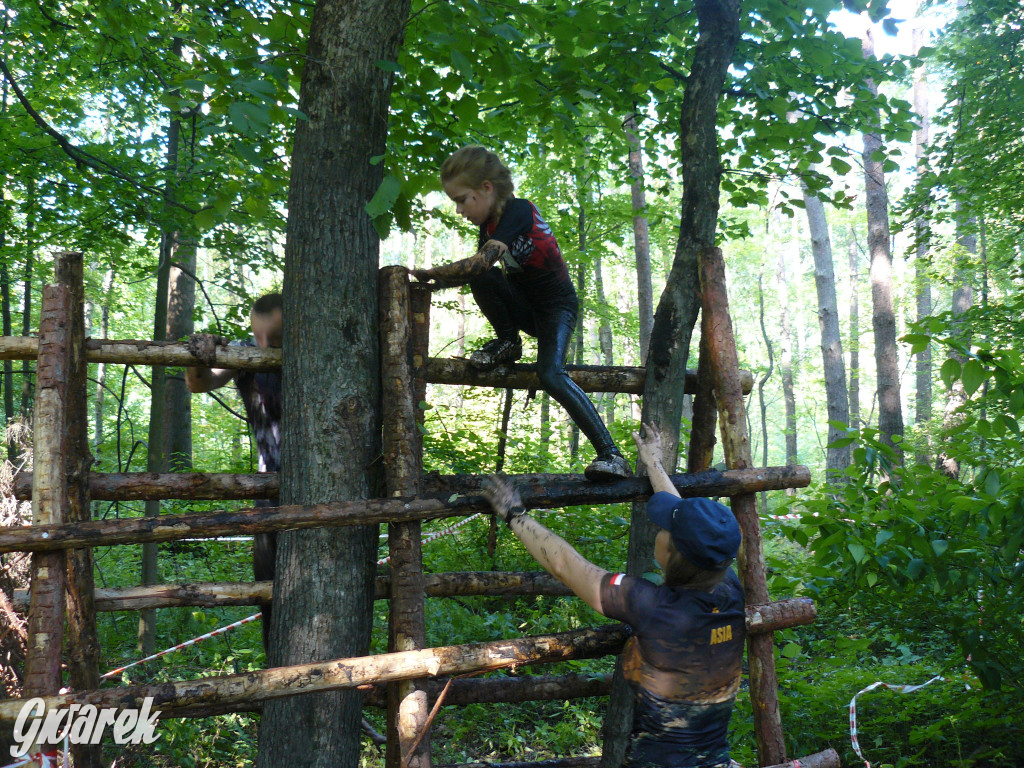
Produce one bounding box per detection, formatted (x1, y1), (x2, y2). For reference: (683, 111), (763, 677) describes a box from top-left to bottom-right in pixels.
(0, 625), (629, 720)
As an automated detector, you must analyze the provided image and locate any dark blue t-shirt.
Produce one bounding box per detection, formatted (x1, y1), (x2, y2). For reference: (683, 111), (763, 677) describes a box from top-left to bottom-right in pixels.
(600, 569), (746, 768)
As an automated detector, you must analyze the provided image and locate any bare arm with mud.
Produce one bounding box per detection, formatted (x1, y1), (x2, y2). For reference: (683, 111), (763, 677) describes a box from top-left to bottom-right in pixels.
(484, 476), (607, 614)
(410, 240), (506, 287)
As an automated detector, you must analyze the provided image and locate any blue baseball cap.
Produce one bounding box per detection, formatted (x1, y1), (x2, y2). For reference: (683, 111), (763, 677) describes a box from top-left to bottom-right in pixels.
(646, 493), (741, 569)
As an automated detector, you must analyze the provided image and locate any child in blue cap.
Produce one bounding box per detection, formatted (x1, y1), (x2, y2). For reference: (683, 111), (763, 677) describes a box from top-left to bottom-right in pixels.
(483, 423), (745, 768)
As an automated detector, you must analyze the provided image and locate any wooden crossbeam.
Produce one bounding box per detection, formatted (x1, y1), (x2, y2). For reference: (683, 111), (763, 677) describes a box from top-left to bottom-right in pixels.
(0, 466), (810, 554)
(0, 625), (629, 720)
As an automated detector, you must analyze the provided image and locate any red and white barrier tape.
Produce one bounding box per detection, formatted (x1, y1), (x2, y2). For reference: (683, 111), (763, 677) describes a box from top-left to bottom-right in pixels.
(101, 612), (263, 679)
(377, 513), (483, 566)
(848, 675), (944, 768)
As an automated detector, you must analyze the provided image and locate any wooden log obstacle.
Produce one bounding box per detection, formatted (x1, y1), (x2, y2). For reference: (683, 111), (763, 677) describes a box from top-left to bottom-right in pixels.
(0, 253), (837, 768)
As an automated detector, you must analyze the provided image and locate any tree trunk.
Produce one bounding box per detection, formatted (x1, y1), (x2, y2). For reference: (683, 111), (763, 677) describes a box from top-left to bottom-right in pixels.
(775, 239), (797, 467)
(94, 268), (115, 458)
(625, 113), (654, 362)
(936, 211), (975, 478)
(20, 230), (35, 420)
(803, 186), (851, 477)
(594, 253), (615, 425)
(912, 21), (932, 465)
(848, 235), (861, 429)
(757, 271), (775, 515)
(255, 0), (410, 765)
(164, 239), (195, 471)
(862, 28), (904, 455)
(602, 2), (741, 765)
(1, 255), (14, 457)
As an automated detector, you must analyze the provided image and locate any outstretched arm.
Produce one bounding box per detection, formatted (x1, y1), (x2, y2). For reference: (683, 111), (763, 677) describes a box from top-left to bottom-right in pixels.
(410, 240), (506, 287)
(484, 477), (607, 614)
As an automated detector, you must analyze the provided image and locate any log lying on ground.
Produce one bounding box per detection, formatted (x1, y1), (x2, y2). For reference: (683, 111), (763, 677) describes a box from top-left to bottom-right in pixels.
(0, 625), (630, 719)
(763, 750), (840, 768)
(0, 466), (810, 554)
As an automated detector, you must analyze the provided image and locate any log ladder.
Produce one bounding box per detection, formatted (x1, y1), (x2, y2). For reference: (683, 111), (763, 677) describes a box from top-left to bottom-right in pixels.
(0, 251), (838, 768)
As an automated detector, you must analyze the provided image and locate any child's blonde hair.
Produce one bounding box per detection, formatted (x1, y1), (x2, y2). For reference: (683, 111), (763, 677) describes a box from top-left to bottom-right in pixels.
(441, 146), (515, 214)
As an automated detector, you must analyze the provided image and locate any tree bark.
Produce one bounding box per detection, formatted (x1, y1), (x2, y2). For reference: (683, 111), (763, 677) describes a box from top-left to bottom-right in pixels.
(24, 281), (72, 707)
(164, 239), (195, 471)
(757, 272), (775, 515)
(802, 186), (851, 477)
(54, 253), (102, 768)
(93, 268), (115, 458)
(862, 28), (904, 455)
(256, 0), (411, 764)
(936, 211), (975, 478)
(848, 235), (861, 429)
(594, 253), (615, 425)
(1, 253), (14, 458)
(602, 2), (741, 765)
(625, 113), (654, 363)
(20, 233), (35, 420)
(775, 238), (798, 467)
(912, 21), (932, 465)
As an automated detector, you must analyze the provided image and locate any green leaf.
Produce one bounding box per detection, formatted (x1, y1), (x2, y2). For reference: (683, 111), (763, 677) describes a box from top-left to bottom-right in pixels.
(902, 333), (930, 355)
(375, 59), (404, 73)
(876, 530), (894, 547)
(451, 49), (475, 82)
(984, 469), (1001, 497)
(780, 643), (802, 659)
(931, 539), (949, 557)
(848, 542), (866, 563)
(194, 208), (216, 231)
(940, 359), (961, 389)
(907, 558), (925, 579)
(962, 359), (987, 396)
(366, 175), (402, 219)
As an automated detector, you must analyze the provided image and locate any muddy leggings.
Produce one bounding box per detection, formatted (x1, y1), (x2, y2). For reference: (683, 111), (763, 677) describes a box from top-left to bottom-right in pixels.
(469, 267), (618, 457)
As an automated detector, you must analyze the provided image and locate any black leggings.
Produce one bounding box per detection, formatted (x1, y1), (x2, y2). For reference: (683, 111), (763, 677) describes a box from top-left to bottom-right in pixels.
(470, 267), (617, 457)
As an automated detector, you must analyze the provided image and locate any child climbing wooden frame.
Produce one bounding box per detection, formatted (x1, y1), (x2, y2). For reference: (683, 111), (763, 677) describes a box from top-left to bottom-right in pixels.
(0, 254), (836, 768)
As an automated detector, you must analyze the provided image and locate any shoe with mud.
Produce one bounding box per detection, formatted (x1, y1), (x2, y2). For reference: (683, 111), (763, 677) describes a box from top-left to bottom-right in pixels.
(469, 337), (523, 370)
(585, 453), (633, 482)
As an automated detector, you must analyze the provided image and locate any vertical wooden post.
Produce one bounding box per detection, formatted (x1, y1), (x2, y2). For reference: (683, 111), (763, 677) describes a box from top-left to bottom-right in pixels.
(24, 267), (72, 705)
(380, 267), (430, 768)
(55, 252), (102, 768)
(699, 247), (787, 766)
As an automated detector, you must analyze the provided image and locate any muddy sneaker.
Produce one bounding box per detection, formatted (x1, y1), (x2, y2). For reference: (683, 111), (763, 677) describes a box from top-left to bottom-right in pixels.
(469, 337), (523, 370)
(585, 453), (633, 482)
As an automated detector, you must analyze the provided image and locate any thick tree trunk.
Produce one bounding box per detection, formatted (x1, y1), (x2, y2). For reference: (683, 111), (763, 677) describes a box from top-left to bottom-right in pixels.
(912, 22), (932, 467)
(164, 239), (195, 471)
(255, 1), (410, 765)
(775, 240), (797, 466)
(602, 2), (741, 765)
(625, 113), (654, 362)
(803, 186), (851, 477)
(862, 28), (904, 455)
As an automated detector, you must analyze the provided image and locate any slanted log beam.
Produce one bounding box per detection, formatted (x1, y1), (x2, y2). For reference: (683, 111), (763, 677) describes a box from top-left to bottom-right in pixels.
(0, 466), (810, 554)
(0, 625), (629, 719)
